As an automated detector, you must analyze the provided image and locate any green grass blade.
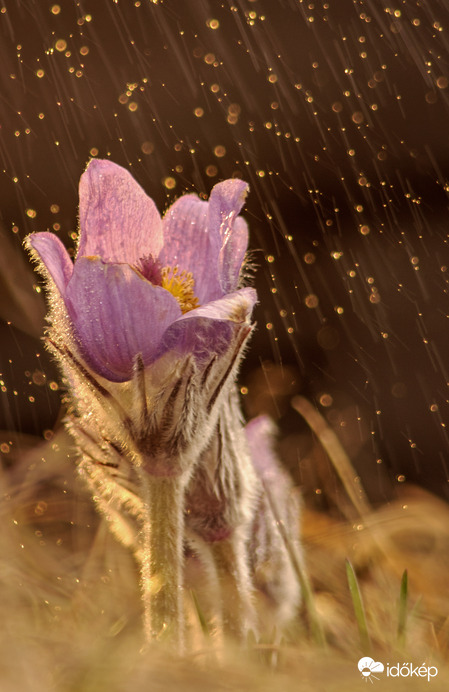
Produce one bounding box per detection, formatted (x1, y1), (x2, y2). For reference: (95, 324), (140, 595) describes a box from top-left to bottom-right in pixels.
(397, 569), (408, 647)
(190, 589), (210, 638)
(346, 559), (371, 654)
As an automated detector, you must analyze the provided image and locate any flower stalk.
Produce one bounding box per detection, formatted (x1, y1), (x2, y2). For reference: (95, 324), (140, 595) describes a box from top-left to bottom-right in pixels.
(138, 473), (185, 647)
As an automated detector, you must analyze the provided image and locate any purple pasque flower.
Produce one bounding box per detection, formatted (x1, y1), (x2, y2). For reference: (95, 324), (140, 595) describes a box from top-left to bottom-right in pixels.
(27, 159), (256, 383)
(246, 415), (302, 624)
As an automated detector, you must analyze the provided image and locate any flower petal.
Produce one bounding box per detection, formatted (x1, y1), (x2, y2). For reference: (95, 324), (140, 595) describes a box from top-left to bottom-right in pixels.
(160, 193), (222, 304)
(160, 179), (249, 304)
(154, 287), (256, 367)
(178, 287), (257, 325)
(208, 179), (249, 294)
(65, 257), (182, 382)
(155, 315), (238, 367)
(219, 215), (248, 294)
(26, 231), (73, 296)
(78, 159), (163, 264)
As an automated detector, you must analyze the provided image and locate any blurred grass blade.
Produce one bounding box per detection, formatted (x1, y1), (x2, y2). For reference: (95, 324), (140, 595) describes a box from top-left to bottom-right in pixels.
(292, 396), (370, 519)
(190, 589), (210, 639)
(346, 559), (371, 654)
(397, 569), (408, 647)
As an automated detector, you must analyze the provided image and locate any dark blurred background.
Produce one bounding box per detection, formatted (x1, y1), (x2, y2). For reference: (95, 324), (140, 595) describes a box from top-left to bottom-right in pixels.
(1, 0), (449, 508)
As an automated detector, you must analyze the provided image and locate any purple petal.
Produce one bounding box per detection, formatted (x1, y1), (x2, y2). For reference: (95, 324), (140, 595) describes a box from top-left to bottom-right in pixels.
(65, 257), (181, 382)
(178, 287), (257, 324)
(219, 215), (248, 294)
(246, 416), (284, 482)
(160, 194), (221, 304)
(26, 232), (73, 296)
(155, 315), (241, 366)
(154, 288), (256, 367)
(208, 179), (249, 294)
(245, 415), (293, 500)
(78, 159), (163, 264)
(160, 179), (249, 305)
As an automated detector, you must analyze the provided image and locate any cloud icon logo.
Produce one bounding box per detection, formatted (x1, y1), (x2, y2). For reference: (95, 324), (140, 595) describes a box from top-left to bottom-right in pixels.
(358, 657), (385, 679)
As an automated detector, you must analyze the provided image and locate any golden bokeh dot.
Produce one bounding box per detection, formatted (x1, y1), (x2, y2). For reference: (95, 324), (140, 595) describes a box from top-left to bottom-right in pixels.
(90, 147), (99, 156)
(141, 141), (154, 155)
(163, 176), (176, 189)
(205, 165), (218, 177)
(213, 145), (226, 157)
(360, 224), (370, 235)
(36, 69), (45, 78)
(304, 252), (316, 264)
(194, 107), (204, 117)
(305, 294), (319, 309)
(51, 4), (61, 14)
(437, 76), (448, 89)
(50, 204), (59, 214)
(26, 208), (37, 218)
(55, 39), (67, 52)
(352, 111), (364, 123)
(319, 393), (333, 407)
(332, 101), (343, 113)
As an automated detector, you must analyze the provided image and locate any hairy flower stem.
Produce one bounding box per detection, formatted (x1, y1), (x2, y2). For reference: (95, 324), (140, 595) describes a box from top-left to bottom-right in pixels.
(138, 473), (185, 651)
(209, 536), (257, 640)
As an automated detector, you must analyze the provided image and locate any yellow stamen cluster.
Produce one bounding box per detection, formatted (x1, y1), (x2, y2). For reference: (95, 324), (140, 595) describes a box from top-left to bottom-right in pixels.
(161, 265), (199, 314)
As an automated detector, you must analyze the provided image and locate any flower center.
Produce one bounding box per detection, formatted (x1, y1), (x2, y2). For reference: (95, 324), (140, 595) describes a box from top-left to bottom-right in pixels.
(135, 256), (199, 313)
(161, 265), (199, 314)
(135, 254), (163, 285)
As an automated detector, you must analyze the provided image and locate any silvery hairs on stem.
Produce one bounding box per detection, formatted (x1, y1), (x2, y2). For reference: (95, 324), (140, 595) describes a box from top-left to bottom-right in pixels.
(26, 159), (301, 649)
